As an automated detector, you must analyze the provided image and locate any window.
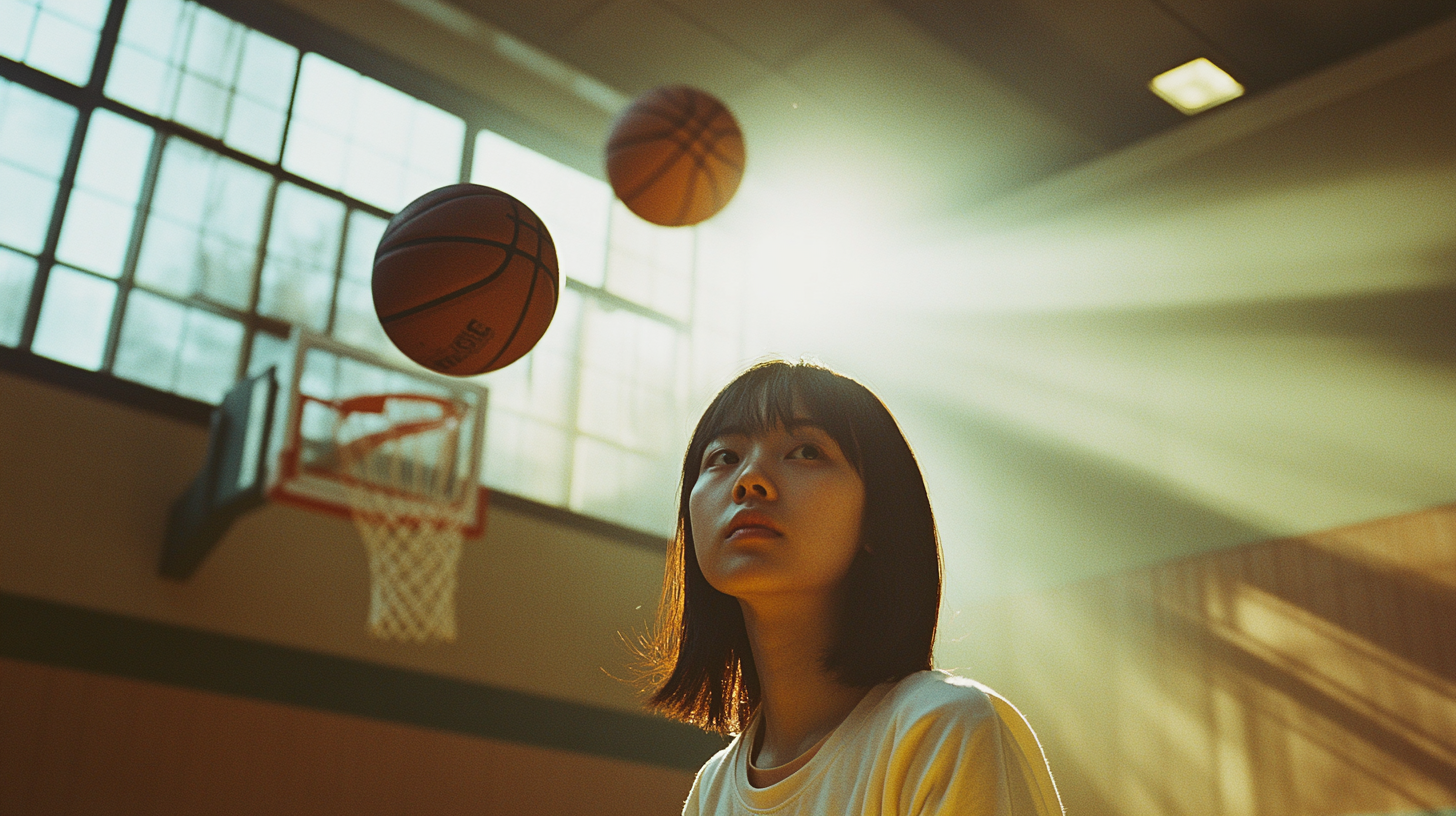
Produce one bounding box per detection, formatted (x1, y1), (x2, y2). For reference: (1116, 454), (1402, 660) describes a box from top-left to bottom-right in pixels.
(0, 0), (747, 535)
(1, 0), (110, 86)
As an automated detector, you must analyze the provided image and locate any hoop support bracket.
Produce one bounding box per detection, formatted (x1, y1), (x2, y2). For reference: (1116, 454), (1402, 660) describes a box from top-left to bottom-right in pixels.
(161, 369), (278, 580)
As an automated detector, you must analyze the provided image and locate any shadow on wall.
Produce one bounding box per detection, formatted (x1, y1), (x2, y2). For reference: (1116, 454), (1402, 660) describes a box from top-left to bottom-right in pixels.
(912, 391), (1273, 596)
(1020, 282), (1456, 373)
(965, 504), (1456, 816)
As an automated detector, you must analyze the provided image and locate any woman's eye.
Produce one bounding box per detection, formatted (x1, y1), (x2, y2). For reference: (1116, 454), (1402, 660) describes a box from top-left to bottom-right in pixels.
(791, 443), (822, 460)
(705, 449), (739, 468)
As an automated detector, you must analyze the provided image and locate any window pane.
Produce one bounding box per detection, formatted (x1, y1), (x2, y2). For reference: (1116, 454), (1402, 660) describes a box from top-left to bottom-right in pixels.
(0, 2), (35, 60)
(0, 78), (78, 254)
(482, 409), (570, 505)
(689, 222), (749, 406)
(107, 0), (297, 162)
(0, 246), (37, 346)
(247, 329), (289, 377)
(472, 130), (610, 287)
(0, 0), (108, 86)
(105, 0), (184, 112)
(332, 271), (393, 359)
(478, 286), (581, 425)
(111, 0), (184, 60)
(476, 289), (583, 506)
(605, 201), (694, 320)
(111, 287), (184, 390)
(135, 136), (270, 308)
(331, 209), (412, 363)
(31, 265), (116, 369)
(173, 305), (244, 401)
(172, 10), (242, 141)
(257, 182), (345, 330)
(113, 288), (243, 401)
(569, 436), (675, 535)
(576, 300), (686, 457)
(56, 109), (153, 278)
(340, 209), (386, 284)
(284, 53), (464, 211)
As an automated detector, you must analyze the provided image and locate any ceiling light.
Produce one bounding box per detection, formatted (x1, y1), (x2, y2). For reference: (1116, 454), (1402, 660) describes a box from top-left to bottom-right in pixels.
(1149, 58), (1244, 115)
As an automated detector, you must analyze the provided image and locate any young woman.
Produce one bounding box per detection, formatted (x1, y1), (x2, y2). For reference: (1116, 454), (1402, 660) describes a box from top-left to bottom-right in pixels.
(642, 360), (1062, 815)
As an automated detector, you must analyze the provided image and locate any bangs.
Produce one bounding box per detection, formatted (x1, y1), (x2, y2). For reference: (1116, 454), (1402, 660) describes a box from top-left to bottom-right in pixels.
(690, 361), (865, 474)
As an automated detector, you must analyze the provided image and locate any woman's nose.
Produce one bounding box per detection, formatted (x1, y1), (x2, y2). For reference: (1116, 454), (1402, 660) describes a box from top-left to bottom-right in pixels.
(732, 459), (776, 502)
(733, 481), (768, 501)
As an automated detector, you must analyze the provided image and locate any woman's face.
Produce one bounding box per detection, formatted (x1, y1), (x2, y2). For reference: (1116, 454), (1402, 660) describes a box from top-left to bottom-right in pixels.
(688, 416), (865, 602)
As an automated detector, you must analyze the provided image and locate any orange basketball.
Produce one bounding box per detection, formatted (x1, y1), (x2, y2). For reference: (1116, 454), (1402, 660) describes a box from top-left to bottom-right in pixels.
(606, 85), (745, 227)
(373, 184), (558, 376)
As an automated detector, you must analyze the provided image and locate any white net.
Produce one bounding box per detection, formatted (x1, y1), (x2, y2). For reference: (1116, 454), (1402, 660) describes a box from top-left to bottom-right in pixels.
(330, 394), (470, 642)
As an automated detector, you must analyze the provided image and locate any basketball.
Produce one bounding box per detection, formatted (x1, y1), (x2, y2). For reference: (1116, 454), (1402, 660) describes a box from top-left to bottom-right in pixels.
(372, 184), (559, 377)
(606, 85), (745, 227)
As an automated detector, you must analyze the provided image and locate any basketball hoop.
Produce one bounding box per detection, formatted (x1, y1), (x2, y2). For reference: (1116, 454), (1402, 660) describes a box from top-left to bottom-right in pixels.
(324, 392), (471, 642)
(167, 330), (487, 639)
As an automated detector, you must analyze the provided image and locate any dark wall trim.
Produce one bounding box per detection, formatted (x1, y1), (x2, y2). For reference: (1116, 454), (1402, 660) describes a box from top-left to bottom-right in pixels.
(0, 592), (721, 770)
(0, 347), (670, 552)
(0, 344), (214, 426)
(489, 491), (670, 553)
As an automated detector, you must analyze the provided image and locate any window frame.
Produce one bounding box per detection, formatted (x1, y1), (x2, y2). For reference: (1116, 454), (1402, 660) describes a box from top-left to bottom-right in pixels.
(0, 0), (722, 537)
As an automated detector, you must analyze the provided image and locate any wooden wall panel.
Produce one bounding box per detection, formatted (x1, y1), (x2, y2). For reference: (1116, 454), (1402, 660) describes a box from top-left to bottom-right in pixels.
(969, 504), (1456, 816)
(0, 657), (695, 816)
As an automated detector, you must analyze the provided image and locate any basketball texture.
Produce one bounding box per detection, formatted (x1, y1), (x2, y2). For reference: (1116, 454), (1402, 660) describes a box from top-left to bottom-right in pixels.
(606, 85), (745, 227)
(373, 184), (558, 376)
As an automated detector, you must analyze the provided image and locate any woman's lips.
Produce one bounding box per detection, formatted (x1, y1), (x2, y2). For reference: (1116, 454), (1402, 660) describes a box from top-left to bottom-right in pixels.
(726, 524), (781, 543)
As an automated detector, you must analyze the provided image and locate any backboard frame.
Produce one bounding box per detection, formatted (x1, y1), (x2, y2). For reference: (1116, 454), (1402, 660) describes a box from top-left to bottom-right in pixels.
(265, 328), (489, 536)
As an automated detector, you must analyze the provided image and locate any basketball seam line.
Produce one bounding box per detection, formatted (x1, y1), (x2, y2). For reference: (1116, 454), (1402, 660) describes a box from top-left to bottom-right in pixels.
(608, 94), (742, 165)
(378, 202), (557, 302)
(608, 124), (744, 170)
(611, 120), (739, 141)
(380, 218), (550, 265)
(376, 234), (549, 325)
(475, 256), (540, 374)
(616, 104), (719, 212)
(697, 126), (746, 164)
(696, 129), (740, 207)
(506, 207), (560, 302)
(684, 124), (734, 214)
(473, 200), (542, 374)
(377, 190), (513, 250)
(607, 104), (723, 146)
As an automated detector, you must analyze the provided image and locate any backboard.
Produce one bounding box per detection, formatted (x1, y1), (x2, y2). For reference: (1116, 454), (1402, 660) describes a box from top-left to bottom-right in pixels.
(264, 329), (488, 535)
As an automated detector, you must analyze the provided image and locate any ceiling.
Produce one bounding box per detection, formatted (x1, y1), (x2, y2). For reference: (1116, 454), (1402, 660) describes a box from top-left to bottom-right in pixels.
(407, 0), (1456, 207)
(884, 0), (1456, 151)
(282, 0), (1456, 650)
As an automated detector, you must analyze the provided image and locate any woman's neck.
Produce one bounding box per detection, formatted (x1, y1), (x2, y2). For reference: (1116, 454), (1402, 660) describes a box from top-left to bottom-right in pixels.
(740, 597), (870, 769)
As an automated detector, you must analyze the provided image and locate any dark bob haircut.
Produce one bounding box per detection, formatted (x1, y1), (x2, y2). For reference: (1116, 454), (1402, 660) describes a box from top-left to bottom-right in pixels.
(641, 360), (942, 734)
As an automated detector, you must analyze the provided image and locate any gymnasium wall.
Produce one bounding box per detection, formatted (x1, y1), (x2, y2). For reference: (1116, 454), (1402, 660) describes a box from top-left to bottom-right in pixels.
(0, 354), (718, 814)
(959, 503), (1456, 816)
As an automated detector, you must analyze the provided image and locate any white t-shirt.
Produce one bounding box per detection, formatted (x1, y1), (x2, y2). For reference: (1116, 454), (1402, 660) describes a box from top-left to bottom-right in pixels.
(682, 670), (1063, 816)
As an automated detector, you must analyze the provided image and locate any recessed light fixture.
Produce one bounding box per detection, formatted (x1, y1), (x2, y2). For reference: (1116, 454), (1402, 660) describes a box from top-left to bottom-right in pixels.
(1149, 58), (1244, 115)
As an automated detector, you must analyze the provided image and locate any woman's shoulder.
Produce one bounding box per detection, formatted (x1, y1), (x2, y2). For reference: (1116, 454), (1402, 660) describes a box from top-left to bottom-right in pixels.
(682, 732), (741, 811)
(878, 670), (1025, 732)
(871, 672), (1065, 815)
(693, 734), (739, 783)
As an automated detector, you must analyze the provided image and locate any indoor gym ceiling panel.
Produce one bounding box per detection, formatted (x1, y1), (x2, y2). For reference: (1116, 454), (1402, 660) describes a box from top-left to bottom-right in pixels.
(654, 0), (876, 70)
(550, 0), (775, 99)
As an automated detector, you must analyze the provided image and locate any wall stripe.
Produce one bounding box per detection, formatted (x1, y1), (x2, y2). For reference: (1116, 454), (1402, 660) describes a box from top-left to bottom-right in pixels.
(0, 592), (723, 771)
